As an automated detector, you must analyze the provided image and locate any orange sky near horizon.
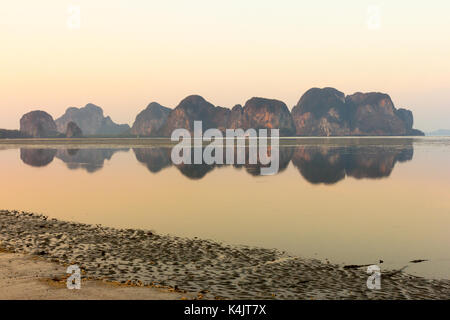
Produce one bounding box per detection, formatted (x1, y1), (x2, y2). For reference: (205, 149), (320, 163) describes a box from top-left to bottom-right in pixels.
(0, 0), (449, 131)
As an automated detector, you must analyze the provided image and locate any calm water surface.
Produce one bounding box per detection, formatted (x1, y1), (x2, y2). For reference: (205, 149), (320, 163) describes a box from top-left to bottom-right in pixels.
(1, 137), (449, 279)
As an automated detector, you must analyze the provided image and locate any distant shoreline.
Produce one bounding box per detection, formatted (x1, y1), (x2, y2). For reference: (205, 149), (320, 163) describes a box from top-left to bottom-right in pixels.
(1, 210), (449, 300)
(0, 135), (438, 146)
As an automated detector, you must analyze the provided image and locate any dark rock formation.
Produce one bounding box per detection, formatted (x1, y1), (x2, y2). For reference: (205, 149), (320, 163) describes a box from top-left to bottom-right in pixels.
(161, 95), (222, 136)
(161, 91), (422, 136)
(346, 92), (408, 135)
(55, 103), (130, 136)
(130, 102), (171, 137)
(409, 128), (425, 136)
(17, 89), (423, 139)
(213, 106), (233, 132)
(0, 129), (29, 139)
(291, 88), (350, 136)
(161, 95), (295, 136)
(292, 88), (424, 136)
(19, 111), (59, 138)
(227, 105), (244, 129)
(20, 148), (57, 167)
(394, 108), (424, 136)
(239, 97), (296, 136)
(395, 108), (413, 131)
(65, 121), (83, 138)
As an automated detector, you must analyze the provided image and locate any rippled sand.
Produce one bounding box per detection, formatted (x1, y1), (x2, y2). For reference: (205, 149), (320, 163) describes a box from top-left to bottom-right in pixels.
(0, 210), (449, 299)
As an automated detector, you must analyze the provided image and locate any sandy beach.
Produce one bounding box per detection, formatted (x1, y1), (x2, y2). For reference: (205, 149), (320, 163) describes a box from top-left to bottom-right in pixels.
(0, 251), (193, 300)
(0, 210), (449, 300)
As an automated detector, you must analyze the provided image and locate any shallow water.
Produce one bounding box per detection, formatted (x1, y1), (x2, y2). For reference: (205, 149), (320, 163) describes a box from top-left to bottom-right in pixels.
(1, 137), (449, 279)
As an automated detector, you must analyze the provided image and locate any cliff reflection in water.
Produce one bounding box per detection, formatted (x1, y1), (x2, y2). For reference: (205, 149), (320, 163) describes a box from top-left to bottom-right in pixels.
(291, 145), (413, 184)
(56, 148), (129, 173)
(20, 148), (57, 167)
(133, 148), (171, 173)
(20, 148), (128, 172)
(19, 141), (413, 184)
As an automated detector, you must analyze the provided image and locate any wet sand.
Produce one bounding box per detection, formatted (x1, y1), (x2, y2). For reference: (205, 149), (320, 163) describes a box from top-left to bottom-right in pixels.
(0, 210), (449, 299)
(0, 252), (193, 300)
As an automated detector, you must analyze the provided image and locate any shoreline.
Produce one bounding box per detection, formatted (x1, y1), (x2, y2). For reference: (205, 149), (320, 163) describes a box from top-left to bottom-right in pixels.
(1, 210), (449, 299)
(0, 136), (436, 146)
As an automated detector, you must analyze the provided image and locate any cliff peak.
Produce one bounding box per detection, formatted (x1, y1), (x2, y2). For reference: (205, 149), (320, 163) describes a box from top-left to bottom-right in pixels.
(55, 103), (129, 136)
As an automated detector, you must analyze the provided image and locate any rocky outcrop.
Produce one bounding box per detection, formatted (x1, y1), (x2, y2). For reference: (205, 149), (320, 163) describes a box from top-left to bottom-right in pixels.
(161, 95), (224, 136)
(161, 95), (295, 136)
(395, 108), (413, 131)
(227, 105), (244, 129)
(291, 88), (350, 136)
(394, 108), (424, 135)
(408, 128), (425, 136)
(130, 102), (171, 137)
(16, 89), (424, 138)
(292, 88), (424, 136)
(19, 111), (59, 138)
(139, 91), (423, 136)
(65, 121), (83, 138)
(346, 92), (408, 135)
(239, 97), (295, 136)
(55, 103), (130, 136)
(213, 106), (233, 132)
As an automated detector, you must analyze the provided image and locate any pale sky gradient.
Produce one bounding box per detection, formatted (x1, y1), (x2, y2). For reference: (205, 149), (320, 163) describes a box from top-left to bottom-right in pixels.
(0, 0), (449, 131)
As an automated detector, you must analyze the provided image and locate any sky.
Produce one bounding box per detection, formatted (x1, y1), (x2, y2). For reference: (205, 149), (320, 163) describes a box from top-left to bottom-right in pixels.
(0, 0), (449, 131)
